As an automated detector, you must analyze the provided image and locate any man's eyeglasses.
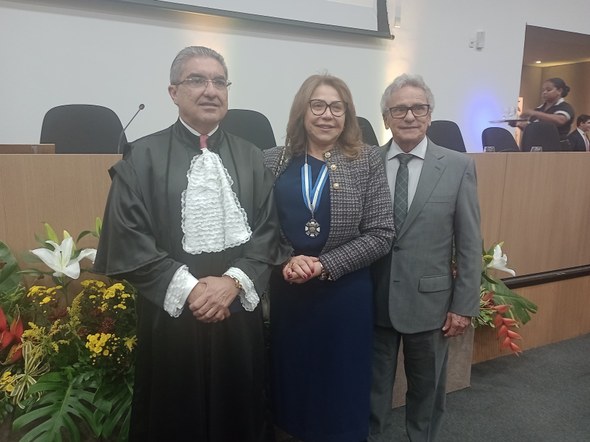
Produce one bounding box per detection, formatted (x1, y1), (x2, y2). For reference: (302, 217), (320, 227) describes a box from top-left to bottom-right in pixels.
(386, 104), (431, 119)
(174, 76), (232, 90)
(309, 99), (347, 117)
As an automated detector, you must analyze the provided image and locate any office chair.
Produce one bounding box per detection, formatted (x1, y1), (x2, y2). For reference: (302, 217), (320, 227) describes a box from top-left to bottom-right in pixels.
(426, 120), (467, 152)
(520, 121), (561, 152)
(220, 109), (276, 150)
(357, 116), (380, 146)
(40, 104), (125, 154)
(481, 127), (520, 152)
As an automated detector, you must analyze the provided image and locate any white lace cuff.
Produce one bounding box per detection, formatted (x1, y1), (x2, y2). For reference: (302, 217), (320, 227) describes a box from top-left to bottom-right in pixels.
(164, 265), (198, 317)
(224, 267), (259, 311)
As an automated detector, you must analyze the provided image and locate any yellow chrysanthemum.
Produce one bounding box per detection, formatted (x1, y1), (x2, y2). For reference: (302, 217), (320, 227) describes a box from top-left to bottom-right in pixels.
(124, 336), (138, 351)
(27, 285), (46, 297)
(85, 333), (112, 355)
(22, 323), (46, 342)
(0, 371), (16, 393)
(81, 279), (106, 289)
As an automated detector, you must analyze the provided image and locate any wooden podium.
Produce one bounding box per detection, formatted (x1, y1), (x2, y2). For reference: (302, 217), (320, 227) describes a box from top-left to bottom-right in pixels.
(0, 154), (118, 254)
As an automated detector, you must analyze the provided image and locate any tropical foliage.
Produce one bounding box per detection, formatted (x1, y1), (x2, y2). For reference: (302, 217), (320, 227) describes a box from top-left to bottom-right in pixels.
(0, 221), (136, 441)
(476, 242), (538, 355)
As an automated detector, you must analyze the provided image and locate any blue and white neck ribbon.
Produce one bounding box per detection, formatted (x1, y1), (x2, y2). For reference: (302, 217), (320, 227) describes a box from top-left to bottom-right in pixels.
(301, 159), (329, 217)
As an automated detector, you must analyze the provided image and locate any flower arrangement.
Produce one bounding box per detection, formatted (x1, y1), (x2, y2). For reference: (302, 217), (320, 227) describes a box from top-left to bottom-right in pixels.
(0, 221), (136, 441)
(475, 242), (537, 355)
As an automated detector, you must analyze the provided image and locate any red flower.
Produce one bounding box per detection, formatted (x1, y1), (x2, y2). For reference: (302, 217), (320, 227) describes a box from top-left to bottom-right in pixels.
(0, 307), (23, 364)
(493, 304), (510, 314)
(492, 312), (523, 356)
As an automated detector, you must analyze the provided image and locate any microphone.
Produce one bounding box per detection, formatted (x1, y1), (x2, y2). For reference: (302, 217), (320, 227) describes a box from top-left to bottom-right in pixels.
(117, 104), (145, 154)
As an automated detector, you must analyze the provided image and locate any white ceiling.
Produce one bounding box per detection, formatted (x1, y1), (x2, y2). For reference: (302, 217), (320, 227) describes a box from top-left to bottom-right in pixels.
(523, 25), (590, 67)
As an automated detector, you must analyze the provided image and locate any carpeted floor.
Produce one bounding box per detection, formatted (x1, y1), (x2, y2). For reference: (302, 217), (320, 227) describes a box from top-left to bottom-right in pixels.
(389, 333), (590, 441)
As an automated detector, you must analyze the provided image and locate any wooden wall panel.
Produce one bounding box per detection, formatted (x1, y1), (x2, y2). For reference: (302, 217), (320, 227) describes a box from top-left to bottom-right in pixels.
(470, 152), (590, 276)
(471, 153), (507, 252)
(0, 154), (119, 255)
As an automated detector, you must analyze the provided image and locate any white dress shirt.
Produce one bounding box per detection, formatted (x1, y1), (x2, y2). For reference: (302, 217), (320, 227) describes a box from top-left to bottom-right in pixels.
(576, 128), (590, 151)
(385, 137), (428, 208)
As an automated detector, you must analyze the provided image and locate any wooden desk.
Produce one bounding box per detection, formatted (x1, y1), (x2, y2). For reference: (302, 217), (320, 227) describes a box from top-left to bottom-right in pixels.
(471, 152), (590, 275)
(0, 144), (55, 154)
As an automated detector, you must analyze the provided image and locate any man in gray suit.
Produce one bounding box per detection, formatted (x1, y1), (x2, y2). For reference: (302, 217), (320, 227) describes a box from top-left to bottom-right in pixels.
(369, 74), (481, 442)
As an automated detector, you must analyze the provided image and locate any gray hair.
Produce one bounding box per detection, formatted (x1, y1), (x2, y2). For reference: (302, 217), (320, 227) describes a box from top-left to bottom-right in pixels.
(170, 46), (228, 84)
(380, 74), (435, 114)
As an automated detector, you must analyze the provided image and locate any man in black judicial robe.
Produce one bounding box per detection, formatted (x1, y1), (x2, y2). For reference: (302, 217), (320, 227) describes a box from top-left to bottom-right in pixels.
(94, 46), (289, 442)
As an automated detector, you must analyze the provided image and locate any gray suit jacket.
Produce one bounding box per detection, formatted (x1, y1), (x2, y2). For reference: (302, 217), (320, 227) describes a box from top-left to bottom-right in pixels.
(372, 140), (481, 333)
(264, 145), (395, 280)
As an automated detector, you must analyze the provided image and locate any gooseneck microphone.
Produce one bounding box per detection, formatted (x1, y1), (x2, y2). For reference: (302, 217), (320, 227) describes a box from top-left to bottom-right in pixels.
(117, 103), (145, 154)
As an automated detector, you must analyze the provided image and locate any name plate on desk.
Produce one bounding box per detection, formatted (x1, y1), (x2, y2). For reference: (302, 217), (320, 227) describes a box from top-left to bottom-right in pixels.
(0, 144), (55, 154)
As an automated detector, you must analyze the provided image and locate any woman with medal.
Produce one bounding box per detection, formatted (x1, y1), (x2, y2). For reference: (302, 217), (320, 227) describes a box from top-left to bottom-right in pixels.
(264, 74), (395, 442)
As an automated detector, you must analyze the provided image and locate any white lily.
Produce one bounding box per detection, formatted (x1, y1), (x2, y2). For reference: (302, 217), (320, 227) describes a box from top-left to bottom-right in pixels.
(486, 244), (516, 276)
(31, 237), (96, 279)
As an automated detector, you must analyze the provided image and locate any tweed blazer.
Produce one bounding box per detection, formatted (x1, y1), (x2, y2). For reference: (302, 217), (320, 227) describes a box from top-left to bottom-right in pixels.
(263, 145), (394, 280)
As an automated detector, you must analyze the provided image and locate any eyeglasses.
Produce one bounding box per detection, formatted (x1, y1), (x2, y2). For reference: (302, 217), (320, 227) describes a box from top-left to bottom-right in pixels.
(309, 99), (347, 117)
(174, 76), (232, 90)
(386, 104), (430, 119)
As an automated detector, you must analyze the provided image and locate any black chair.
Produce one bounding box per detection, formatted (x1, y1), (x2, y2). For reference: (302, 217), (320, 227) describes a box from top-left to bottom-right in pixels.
(40, 104), (125, 154)
(220, 109), (276, 150)
(520, 122), (562, 152)
(481, 127), (520, 152)
(357, 116), (380, 146)
(426, 120), (467, 152)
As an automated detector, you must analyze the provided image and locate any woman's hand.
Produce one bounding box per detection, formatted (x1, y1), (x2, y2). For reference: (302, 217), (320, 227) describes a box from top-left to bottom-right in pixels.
(283, 255), (322, 283)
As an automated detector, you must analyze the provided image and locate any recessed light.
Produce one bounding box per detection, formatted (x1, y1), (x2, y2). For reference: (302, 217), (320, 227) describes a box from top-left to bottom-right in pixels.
(535, 60), (542, 64)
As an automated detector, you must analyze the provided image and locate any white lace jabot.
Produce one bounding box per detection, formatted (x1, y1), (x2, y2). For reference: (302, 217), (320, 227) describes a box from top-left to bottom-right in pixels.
(181, 148), (252, 254)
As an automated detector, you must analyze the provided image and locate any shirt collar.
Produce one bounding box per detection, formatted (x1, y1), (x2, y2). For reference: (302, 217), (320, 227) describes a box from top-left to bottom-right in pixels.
(179, 117), (219, 137)
(386, 136), (428, 162)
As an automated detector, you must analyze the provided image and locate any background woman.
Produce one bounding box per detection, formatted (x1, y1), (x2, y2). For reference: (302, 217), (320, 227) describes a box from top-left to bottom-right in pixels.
(515, 77), (575, 140)
(263, 74), (394, 442)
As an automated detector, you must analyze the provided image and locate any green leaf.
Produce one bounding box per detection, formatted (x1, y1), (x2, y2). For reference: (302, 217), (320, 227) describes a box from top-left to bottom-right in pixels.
(87, 371), (133, 438)
(0, 241), (21, 295)
(95, 217), (102, 237)
(13, 369), (99, 442)
(43, 223), (59, 244)
(487, 279), (538, 325)
(75, 230), (92, 243)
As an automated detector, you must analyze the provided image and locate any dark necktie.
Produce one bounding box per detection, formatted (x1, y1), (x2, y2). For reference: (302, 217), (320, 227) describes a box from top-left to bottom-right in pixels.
(394, 153), (414, 232)
(199, 134), (208, 150)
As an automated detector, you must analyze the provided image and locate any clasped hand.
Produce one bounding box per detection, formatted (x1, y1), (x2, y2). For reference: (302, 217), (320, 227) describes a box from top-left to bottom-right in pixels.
(187, 276), (239, 323)
(283, 255), (322, 284)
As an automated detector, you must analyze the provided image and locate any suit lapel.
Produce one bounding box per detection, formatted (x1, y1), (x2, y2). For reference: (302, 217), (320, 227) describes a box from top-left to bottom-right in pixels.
(397, 143), (446, 238)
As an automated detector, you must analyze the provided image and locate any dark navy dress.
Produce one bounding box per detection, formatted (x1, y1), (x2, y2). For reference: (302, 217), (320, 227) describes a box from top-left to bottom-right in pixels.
(270, 154), (373, 442)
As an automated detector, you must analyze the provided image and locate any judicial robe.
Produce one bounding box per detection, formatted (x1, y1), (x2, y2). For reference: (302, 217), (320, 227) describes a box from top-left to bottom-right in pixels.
(94, 120), (288, 442)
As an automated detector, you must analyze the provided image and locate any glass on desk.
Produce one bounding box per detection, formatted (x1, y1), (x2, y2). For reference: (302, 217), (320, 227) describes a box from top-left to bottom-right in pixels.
(483, 145), (495, 152)
(502, 106), (518, 120)
(530, 146), (543, 152)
